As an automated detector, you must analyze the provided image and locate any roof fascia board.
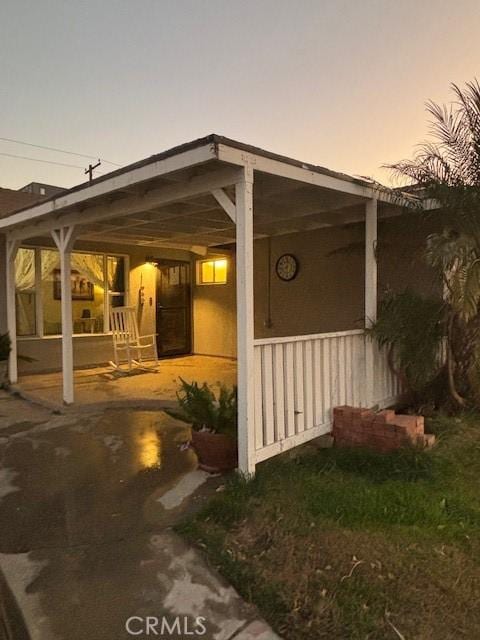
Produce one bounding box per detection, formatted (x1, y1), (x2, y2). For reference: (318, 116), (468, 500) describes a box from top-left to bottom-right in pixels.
(0, 143), (216, 231)
(216, 142), (418, 209)
(216, 142), (372, 198)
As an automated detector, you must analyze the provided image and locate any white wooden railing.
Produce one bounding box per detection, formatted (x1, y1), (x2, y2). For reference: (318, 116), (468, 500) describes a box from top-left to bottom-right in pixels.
(253, 329), (401, 464)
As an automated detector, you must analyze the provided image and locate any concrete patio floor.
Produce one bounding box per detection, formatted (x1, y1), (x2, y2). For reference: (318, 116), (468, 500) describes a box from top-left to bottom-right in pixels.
(0, 392), (279, 640)
(15, 356), (237, 411)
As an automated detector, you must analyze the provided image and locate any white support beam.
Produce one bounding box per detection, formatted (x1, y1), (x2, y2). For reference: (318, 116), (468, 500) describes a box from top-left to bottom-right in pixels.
(365, 198), (378, 406)
(236, 166), (256, 475)
(51, 226), (77, 404)
(211, 188), (236, 222)
(5, 237), (19, 383)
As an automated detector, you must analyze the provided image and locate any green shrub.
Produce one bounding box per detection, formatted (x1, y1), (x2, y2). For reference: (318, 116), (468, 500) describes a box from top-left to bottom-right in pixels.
(367, 290), (445, 404)
(165, 378), (237, 437)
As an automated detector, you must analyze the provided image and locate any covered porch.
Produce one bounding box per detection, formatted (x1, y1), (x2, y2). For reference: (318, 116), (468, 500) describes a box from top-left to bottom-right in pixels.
(16, 355), (237, 410)
(0, 135), (416, 473)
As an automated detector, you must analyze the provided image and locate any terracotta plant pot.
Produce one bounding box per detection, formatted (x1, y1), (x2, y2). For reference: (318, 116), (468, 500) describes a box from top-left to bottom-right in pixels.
(191, 429), (237, 473)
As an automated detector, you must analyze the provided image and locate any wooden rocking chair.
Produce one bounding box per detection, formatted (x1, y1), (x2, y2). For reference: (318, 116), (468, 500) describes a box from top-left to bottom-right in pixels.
(109, 306), (159, 372)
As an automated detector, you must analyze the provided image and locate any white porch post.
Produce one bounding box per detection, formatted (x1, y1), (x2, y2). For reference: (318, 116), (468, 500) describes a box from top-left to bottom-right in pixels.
(5, 237), (19, 384)
(51, 226), (76, 404)
(365, 198), (378, 406)
(236, 166), (256, 475)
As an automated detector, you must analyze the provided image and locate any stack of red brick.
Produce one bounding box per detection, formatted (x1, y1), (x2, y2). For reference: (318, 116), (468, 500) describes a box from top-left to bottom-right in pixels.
(332, 406), (435, 453)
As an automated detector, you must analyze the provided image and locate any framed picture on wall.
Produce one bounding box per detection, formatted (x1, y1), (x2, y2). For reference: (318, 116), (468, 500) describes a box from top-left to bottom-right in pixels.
(53, 269), (94, 301)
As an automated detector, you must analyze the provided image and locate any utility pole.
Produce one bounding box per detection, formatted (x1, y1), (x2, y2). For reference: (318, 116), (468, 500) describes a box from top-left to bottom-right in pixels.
(85, 159), (101, 182)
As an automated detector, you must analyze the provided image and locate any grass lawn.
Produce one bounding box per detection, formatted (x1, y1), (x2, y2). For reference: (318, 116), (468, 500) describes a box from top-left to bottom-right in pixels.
(178, 414), (480, 639)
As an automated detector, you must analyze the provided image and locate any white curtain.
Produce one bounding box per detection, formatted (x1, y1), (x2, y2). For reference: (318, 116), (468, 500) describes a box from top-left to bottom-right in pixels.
(14, 249), (60, 292)
(14, 249), (106, 335)
(15, 248), (36, 292)
(71, 253), (105, 289)
(40, 250), (61, 281)
(14, 249), (37, 335)
(15, 249), (105, 291)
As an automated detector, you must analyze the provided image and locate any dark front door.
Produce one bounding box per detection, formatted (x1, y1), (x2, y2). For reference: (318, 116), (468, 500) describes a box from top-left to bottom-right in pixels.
(155, 260), (192, 357)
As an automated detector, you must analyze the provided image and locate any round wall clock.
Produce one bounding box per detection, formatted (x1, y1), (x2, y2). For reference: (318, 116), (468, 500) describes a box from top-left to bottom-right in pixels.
(275, 253), (299, 281)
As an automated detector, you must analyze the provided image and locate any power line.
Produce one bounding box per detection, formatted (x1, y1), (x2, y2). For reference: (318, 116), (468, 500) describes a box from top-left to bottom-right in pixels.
(0, 151), (89, 170)
(0, 137), (121, 166)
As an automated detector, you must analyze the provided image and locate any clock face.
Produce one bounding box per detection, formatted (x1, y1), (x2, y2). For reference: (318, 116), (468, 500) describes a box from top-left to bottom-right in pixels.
(276, 254), (299, 281)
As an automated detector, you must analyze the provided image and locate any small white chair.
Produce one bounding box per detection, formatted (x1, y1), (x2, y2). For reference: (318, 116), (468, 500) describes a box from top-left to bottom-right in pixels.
(109, 306), (159, 372)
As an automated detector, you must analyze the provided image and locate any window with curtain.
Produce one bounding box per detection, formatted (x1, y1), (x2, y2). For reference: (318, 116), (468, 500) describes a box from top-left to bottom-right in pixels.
(41, 250), (105, 335)
(70, 252), (105, 335)
(40, 249), (61, 335)
(15, 248), (36, 336)
(14, 248), (127, 337)
(36, 249), (126, 336)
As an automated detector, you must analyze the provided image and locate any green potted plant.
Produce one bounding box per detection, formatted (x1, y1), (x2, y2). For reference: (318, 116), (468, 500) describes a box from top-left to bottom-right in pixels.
(166, 378), (237, 473)
(0, 333), (11, 387)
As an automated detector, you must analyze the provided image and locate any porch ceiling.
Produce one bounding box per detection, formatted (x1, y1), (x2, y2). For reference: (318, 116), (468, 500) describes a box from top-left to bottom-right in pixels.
(61, 172), (376, 250)
(1, 135), (416, 251)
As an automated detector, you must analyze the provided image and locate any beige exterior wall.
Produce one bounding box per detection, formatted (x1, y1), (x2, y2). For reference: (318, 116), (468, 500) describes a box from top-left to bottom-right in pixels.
(254, 224), (366, 340)
(191, 223), (366, 357)
(377, 214), (441, 299)
(192, 252), (237, 358)
(191, 212), (441, 358)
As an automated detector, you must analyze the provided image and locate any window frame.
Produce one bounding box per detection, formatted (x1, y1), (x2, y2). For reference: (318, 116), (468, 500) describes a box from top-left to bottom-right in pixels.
(16, 245), (129, 339)
(196, 257), (228, 286)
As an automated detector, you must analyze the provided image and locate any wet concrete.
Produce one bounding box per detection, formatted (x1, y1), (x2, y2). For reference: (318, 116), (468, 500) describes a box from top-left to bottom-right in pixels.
(0, 391), (51, 430)
(0, 404), (279, 640)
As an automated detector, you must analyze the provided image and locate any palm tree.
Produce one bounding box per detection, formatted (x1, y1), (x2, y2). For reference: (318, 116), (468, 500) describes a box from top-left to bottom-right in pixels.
(389, 80), (480, 406)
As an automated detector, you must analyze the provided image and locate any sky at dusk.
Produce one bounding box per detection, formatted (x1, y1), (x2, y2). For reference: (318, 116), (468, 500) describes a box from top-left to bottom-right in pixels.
(1, 0), (479, 190)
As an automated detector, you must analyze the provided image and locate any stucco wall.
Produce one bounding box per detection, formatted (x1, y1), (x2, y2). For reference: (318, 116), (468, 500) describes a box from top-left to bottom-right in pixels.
(254, 224), (366, 340)
(192, 252), (237, 358)
(191, 212), (441, 358)
(191, 223), (366, 357)
(377, 214), (440, 299)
